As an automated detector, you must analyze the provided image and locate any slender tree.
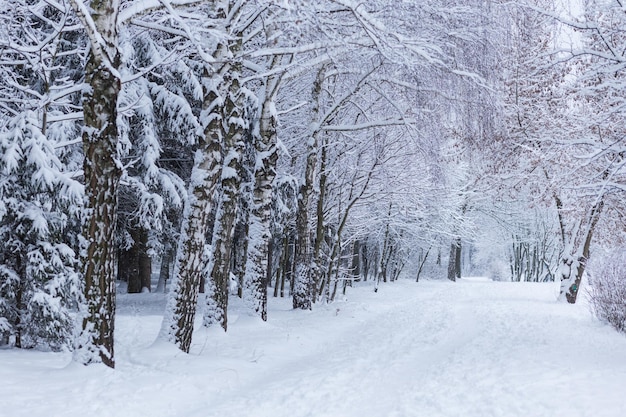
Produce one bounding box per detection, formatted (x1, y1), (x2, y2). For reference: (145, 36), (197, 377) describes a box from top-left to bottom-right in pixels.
(70, 0), (122, 367)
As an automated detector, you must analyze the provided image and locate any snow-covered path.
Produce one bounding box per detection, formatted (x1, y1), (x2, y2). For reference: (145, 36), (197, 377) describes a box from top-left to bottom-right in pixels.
(2, 279), (625, 417)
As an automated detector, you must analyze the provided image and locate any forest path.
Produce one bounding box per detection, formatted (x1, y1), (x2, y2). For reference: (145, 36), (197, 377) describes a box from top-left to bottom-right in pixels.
(2, 279), (626, 417)
(186, 279), (626, 417)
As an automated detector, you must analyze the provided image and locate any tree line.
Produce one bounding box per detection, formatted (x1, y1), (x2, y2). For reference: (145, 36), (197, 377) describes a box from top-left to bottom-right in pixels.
(1, 0), (625, 367)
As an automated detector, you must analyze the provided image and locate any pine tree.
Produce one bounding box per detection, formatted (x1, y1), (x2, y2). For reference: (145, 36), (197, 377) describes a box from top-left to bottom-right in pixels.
(0, 113), (80, 351)
(0, 0), (83, 351)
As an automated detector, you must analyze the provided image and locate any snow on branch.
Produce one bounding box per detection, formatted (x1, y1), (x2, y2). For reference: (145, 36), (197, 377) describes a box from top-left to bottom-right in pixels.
(321, 118), (413, 132)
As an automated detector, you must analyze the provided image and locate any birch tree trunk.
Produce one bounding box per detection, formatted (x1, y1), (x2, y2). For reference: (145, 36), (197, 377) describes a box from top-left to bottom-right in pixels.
(312, 137), (328, 300)
(71, 0), (121, 369)
(244, 97), (278, 321)
(160, 64), (223, 352)
(243, 21), (285, 320)
(203, 67), (245, 331)
(293, 67), (325, 310)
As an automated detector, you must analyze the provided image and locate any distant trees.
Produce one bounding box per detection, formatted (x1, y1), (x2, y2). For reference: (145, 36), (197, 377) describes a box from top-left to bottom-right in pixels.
(497, 0), (626, 302)
(553, 0), (626, 303)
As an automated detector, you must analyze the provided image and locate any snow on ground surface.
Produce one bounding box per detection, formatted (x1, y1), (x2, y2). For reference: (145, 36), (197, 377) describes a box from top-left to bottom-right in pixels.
(2, 278), (626, 417)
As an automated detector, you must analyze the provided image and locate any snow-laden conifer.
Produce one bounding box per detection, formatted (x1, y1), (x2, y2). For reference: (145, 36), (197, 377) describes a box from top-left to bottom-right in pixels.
(0, 0), (83, 351)
(0, 113), (80, 351)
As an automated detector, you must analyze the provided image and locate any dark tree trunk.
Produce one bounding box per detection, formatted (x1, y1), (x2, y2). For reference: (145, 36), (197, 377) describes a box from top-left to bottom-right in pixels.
(362, 243), (370, 282)
(274, 238), (283, 298)
(455, 241), (462, 279)
(232, 218), (249, 299)
(14, 279), (22, 349)
(416, 247), (430, 282)
(266, 238), (274, 289)
(123, 245), (140, 293)
(351, 240), (361, 281)
(138, 229), (151, 292)
(447, 238), (461, 281)
(117, 246), (134, 284)
(311, 138), (328, 301)
(156, 245), (173, 293)
(280, 234), (293, 297)
(560, 200), (604, 303)
(78, 50), (122, 368)
(121, 228), (151, 293)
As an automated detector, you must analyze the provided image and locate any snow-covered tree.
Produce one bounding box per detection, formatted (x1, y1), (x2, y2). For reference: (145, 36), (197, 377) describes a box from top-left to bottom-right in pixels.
(70, 0), (122, 367)
(0, 0), (83, 351)
(0, 113), (81, 350)
(497, 0), (626, 302)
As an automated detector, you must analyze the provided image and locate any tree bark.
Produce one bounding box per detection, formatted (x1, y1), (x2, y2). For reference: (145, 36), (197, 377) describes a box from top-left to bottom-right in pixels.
(204, 60), (245, 331)
(244, 105), (278, 321)
(293, 67), (325, 310)
(416, 247), (430, 282)
(76, 49), (121, 368)
(156, 244), (173, 293)
(122, 242), (140, 293)
(160, 63), (223, 352)
(122, 227), (151, 293)
(447, 238), (461, 282)
(138, 228), (152, 292)
(243, 24), (285, 320)
(312, 137), (328, 301)
(559, 200), (604, 303)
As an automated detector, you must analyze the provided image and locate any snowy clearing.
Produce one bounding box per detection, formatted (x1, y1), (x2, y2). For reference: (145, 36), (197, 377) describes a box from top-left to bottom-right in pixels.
(1, 279), (625, 417)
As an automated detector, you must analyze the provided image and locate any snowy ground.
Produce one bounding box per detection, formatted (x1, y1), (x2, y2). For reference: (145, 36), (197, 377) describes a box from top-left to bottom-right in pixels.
(2, 278), (626, 417)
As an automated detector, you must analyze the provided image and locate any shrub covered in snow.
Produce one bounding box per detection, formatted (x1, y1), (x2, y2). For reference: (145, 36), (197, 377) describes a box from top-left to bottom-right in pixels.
(588, 250), (626, 334)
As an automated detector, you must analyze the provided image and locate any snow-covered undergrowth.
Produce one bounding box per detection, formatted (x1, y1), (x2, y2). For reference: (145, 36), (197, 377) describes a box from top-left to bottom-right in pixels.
(1, 279), (625, 417)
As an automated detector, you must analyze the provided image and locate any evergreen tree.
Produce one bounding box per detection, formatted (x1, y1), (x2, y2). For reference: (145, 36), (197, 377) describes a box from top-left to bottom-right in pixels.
(0, 113), (81, 350)
(0, 0), (83, 351)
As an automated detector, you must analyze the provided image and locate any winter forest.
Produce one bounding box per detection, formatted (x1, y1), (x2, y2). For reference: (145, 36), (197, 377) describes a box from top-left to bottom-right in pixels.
(1, 0), (626, 413)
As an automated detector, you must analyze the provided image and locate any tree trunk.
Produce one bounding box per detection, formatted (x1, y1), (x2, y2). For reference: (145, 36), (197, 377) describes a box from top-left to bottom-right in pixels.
(379, 204), (393, 284)
(72, 2), (122, 365)
(266, 239), (274, 288)
(156, 244), (173, 293)
(14, 277), (22, 349)
(233, 210), (249, 299)
(293, 67), (325, 310)
(117, 244), (136, 286)
(351, 240), (361, 281)
(455, 240), (462, 279)
(119, 228), (151, 293)
(447, 238), (461, 282)
(160, 63), (223, 353)
(138, 228), (151, 292)
(311, 137), (328, 301)
(274, 238), (284, 298)
(559, 200), (604, 303)
(280, 234), (290, 297)
(77, 60), (121, 366)
(244, 97), (278, 321)
(362, 243), (370, 282)
(123, 243), (140, 293)
(204, 65), (245, 331)
(416, 247), (430, 282)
